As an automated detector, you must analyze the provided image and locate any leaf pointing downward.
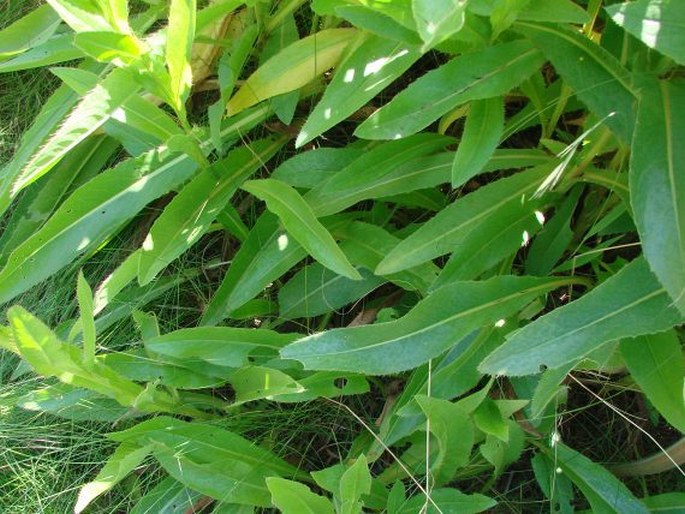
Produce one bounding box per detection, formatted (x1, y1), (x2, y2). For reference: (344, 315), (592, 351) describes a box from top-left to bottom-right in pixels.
(242, 179), (362, 280)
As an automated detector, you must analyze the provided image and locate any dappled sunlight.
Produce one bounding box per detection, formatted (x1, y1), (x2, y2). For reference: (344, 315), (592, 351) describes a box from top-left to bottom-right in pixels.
(76, 236), (91, 251)
(534, 210), (545, 225)
(343, 68), (355, 83)
(142, 233), (154, 251)
(521, 230), (530, 247)
(495, 319), (506, 328)
(277, 233), (289, 251)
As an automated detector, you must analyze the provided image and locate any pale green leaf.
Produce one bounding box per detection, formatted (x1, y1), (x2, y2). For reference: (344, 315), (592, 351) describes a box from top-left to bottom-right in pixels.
(518, 0), (589, 23)
(76, 270), (96, 366)
(452, 96), (504, 187)
(607, 0), (685, 65)
(480, 257), (685, 376)
(620, 331), (685, 433)
(0, 33), (84, 72)
(231, 366), (304, 404)
(267, 477), (335, 514)
(0, 146), (197, 305)
(166, 0), (196, 119)
(75, 443), (152, 514)
(227, 28), (357, 115)
(242, 178), (362, 280)
(412, 0), (466, 51)
(631, 80), (685, 314)
(129, 478), (204, 514)
(281, 275), (573, 375)
(73, 31), (145, 65)
(145, 327), (295, 368)
(138, 137), (285, 285)
(7, 306), (143, 406)
(355, 39), (544, 140)
(0, 135), (119, 264)
(0, 4), (61, 58)
(47, 0), (121, 32)
(279, 264), (383, 320)
(297, 34), (421, 147)
(11, 67), (140, 196)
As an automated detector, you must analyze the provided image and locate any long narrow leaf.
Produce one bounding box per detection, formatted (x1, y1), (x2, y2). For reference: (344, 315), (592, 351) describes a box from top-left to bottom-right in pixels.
(480, 257), (685, 376)
(281, 275), (573, 375)
(631, 80), (685, 314)
(242, 179), (362, 280)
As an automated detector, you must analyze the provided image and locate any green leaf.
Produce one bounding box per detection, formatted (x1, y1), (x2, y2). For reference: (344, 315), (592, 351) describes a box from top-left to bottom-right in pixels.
(473, 398), (508, 442)
(110, 417), (303, 478)
(267, 477), (335, 514)
(281, 275), (572, 375)
(631, 80), (685, 314)
(430, 195), (545, 286)
(51, 66), (183, 145)
(0, 146), (198, 305)
(339, 455), (372, 514)
(130, 477), (204, 514)
(518, 0), (589, 23)
(397, 488), (496, 514)
(138, 137), (285, 285)
(242, 179), (362, 280)
(279, 264), (383, 319)
(297, 34), (421, 147)
(606, 0), (685, 66)
(480, 257), (685, 376)
(166, 0), (196, 120)
(76, 271), (96, 366)
(73, 31), (145, 65)
(10, 67), (140, 196)
(201, 213), (307, 325)
(231, 366), (304, 404)
(355, 39), (544, 140)
(306, 135), (452, 216)
(525, 185), (582, 276)
(0, 4), (61, 59)
(47, 0), (128, 32)
(412, 0), (467, 51)
(335, 221), (439, 293)
(272, 146), (364, 189)
(0, 135), (119, 264)
(0, 33), (84, 72)
(516, 21), (637, 142)
(145, 327), (295, 368)
(551, 443), (649, 514)
(451, 97), (504, 188)
(154, 447), (272, 506)
(7, 306), (143, 406)
(620, 331), (685, 433)
(17, 383), (129, 421)
(416, 395), (474, 484)
(227, 28), (357, 115)
(531, 452), (575, 514)
(334, 5), (422, 46)
(376, 165), (549, 275)
(74, 443), (153, 514)
(641, 493), (685, 512)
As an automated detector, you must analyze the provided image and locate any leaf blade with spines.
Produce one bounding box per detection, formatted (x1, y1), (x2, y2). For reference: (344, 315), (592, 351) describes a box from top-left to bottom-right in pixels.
(479, 257), (685, 376)
(241, 178), (362, 280)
